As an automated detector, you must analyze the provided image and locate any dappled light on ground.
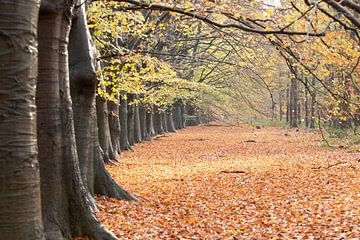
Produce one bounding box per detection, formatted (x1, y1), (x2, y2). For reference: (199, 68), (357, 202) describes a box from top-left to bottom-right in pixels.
(92, 125), (358, 239)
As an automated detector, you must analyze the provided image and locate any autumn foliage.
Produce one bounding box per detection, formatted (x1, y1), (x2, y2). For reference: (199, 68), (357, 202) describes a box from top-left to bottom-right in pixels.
(75, 124), (359, 239)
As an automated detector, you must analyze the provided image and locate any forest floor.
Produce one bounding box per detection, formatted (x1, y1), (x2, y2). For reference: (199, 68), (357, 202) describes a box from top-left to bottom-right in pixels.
(96, 124), (359, 239)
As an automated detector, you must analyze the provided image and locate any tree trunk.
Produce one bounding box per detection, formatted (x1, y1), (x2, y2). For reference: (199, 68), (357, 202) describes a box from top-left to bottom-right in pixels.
(354, 86), (360, 126)
(310, 77), (316, 129)
(286, 87), (289, 123)
(0, 1), (44, 239)
(154, 105), (165, 135)
(139, 104), (149, 140)
(181, 102), (186, 128)
(134, 103), (142, 143)
(127, 94), (135, 146)
(37, 2), (118, 239)
(96, 94), (117, 162)
(107, 97), (121, 155)
(305, 86), (309, 128)
(146, 107), (156, 137)
(166, 110), (176, 132)
(69, 3), (134, 203)
(69, 6), (97, 193)
(162, 111), (168, 133)
(173, 100), (184, 130)
(290, 78), (298, 128)
(96, 60), (117, 163)
(119, 93), (131, 150)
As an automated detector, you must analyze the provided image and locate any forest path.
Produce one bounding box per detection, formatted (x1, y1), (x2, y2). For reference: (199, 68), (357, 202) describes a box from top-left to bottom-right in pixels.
(96, 124), (360, 239)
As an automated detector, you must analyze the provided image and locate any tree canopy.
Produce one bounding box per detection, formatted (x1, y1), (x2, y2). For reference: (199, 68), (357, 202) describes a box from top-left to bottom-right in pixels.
(88, 0), (360, 130)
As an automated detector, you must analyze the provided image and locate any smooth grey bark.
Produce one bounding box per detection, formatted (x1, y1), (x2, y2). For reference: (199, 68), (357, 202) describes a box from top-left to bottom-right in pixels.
(154, 105), (165, 135)
(134, 103), (142, 143)
(139, 104), (150, 140)
(0, 1), (44, 239)
(173, 100), (185, 129)
(166, 110), (176, 133)
(119, 93), (131, 150)
(173, 102), (181, 129)
(96, 94), (117, 162)
(107, 97), (121, 155)
(69, 2), (134, 199)
(69, 6), (97, 193)
(146, 107), (156, 137)
(37, 2), (119, 239)
(96, 62), (117, 163)
(127, 94), (135, 146)
(181, 102), (186, 128)
(162, 111), (168, 133)
(289, 78), (298, 128)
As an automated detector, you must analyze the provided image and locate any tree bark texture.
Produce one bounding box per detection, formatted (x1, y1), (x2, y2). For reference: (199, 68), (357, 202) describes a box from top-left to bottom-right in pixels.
(69, 4), (98, 193)
(173, 100), (185, 129)
(181, 102), (186, 128)
(146, 107), (156, 138)
(310, 77), (316, 128)
(139, 104), (150, 140)
(96, 94), (117, 162)
(162, 111), (168, 133)
(154, 105), (165, 135)
(134, 103), (142, 143)
(127, 94), (135, 146)
(37, 2), (119, 239)
(289, 78), (298, 128)
(107, 97), (121, 155)
(120, 93), (131, 150)
(0, 1), (44, 239)
(69, 1), (135, 200)
(166, 110), (177, 133)
(96, 60), (117, 162)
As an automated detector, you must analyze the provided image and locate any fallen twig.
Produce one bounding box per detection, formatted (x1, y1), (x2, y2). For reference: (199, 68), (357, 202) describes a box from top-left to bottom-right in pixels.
(220, 170), (246, 174)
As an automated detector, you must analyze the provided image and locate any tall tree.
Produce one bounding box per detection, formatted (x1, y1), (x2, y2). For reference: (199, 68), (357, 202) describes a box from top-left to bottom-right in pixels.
(0, 1), (44, 239)
(120, 93), (132, 150)
(69, 2), (134, 200)
(37, 1), (119, 239)
(96, 71), (118, 163)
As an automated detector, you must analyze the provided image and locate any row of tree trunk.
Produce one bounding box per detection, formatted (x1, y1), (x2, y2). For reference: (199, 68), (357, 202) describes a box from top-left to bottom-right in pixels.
(277, 74), (357, 129)
(0, 1), (196, 240)
(275, 78), (317, 129)
(99, 94), (188, 160)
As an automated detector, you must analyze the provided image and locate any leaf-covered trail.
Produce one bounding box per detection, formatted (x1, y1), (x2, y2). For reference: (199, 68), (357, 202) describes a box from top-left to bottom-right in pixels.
(96, 125), (360, 239)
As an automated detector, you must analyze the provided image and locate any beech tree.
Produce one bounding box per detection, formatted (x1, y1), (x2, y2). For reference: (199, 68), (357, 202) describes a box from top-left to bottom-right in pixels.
(0, 1), (44, 239)
(69, 1), (134, 200)
(37, 1), (131, 239)
(1, 0), (359, 239)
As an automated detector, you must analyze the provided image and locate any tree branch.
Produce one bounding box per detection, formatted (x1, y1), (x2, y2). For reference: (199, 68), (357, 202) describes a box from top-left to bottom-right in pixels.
(104, 0), (327, 36)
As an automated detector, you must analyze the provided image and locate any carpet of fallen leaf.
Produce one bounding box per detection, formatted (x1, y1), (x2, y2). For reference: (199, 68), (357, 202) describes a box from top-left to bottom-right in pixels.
(81, 124), (360, 239)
